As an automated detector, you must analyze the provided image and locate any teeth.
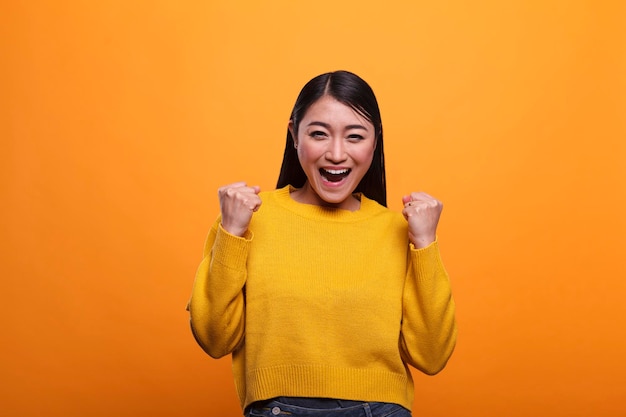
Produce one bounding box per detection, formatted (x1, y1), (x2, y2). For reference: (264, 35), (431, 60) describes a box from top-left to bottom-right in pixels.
(324, 169), (349, 174)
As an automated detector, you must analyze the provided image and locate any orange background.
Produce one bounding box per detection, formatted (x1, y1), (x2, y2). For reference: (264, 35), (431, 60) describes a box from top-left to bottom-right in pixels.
(2, 1), (625, 416)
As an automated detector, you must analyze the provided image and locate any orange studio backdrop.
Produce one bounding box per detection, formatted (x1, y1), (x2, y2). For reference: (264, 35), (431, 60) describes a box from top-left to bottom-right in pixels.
(2, 1), (625, 416)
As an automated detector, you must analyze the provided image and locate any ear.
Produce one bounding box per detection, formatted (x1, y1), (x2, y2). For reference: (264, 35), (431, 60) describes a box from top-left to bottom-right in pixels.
(288, 120), (297, 148)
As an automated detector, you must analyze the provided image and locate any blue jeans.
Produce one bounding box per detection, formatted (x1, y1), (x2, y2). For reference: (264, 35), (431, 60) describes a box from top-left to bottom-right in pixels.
(245, 398), (411, 417)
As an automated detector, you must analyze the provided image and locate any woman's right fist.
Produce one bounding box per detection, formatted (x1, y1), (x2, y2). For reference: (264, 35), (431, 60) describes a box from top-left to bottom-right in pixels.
(218, 182), (262, 237)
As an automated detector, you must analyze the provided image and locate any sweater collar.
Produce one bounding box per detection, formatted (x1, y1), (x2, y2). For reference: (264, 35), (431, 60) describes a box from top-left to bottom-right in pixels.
(271, 185), (383, 221)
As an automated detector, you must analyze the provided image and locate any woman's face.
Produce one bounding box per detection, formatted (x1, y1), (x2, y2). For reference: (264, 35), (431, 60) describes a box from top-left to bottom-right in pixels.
(290, 95), (376, 211)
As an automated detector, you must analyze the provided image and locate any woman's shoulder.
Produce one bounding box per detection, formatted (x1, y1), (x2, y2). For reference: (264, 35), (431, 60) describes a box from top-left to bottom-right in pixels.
(257, 186), (290, 205)
(360, 195), (407, 225)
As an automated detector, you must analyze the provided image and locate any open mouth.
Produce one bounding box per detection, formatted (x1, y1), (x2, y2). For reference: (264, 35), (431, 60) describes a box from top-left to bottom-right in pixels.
(320, 168), (351, 183)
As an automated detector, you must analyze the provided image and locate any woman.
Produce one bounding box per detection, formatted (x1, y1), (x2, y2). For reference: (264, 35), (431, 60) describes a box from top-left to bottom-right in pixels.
(188, 70), (457, 417)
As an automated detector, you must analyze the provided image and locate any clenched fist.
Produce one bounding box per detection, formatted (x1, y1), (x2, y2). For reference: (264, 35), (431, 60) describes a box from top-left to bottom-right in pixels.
(402, 192), (443, 249)
(218, 182), (262, 237)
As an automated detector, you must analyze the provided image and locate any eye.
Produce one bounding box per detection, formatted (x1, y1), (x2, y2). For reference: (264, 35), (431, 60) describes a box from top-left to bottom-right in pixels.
(309, 130), (328, 139)
(347, 134), (365, 141)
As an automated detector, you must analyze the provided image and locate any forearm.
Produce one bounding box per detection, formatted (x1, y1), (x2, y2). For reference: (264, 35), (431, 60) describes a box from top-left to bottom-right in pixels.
(188, 223), (251, 358)
(400, 241), (457, 375)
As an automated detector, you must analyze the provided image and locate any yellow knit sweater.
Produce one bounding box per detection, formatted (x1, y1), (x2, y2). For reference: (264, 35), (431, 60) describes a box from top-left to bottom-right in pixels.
(188, 186), (457, 411)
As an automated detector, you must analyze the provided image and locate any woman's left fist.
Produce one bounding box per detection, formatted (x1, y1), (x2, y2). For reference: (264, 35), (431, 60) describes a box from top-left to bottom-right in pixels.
(402, 192), (443, 249)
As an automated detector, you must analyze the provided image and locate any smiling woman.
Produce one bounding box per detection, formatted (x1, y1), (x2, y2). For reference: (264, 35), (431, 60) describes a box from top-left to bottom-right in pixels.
(278, 70), (386, 208)
(187, 70), (457, 417)
(288, 95), (376, 211)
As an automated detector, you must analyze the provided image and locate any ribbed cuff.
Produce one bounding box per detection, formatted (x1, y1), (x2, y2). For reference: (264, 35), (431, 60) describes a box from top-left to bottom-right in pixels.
(212, 224), (252, 271)
(409, 239), (446, 281)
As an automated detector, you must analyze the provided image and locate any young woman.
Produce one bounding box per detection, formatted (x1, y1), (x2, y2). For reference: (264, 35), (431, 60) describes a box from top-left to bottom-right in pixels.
(188, 70), (457, 417)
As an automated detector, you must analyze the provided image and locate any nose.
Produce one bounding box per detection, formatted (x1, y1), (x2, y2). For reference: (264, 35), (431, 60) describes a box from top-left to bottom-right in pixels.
(325, 138), (347, 163)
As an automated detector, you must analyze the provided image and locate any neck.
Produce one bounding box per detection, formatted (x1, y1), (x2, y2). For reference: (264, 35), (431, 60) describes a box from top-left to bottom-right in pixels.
(290, 183), (361, 212)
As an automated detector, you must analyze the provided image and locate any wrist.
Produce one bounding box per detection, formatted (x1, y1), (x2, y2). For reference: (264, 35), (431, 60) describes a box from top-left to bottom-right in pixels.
(409, 234), (436, 249)
(221, 222), (247, 237)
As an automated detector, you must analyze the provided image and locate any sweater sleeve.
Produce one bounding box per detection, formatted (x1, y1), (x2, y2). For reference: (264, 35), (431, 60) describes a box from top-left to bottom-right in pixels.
(400, 240), (457, 375)
(187, 218), (252, 358)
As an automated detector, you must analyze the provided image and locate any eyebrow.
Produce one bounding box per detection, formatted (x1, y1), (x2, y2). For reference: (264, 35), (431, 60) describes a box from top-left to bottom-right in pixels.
(306, 121), (369, 131)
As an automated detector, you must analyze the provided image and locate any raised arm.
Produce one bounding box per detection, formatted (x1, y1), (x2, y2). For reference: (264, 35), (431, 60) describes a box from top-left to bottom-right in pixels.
(399, 191), (457, 374)
(187, 182), (261, 358)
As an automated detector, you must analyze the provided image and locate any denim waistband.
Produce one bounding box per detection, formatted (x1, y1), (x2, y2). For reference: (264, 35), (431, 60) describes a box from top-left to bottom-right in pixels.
(253, 397), (365, 409)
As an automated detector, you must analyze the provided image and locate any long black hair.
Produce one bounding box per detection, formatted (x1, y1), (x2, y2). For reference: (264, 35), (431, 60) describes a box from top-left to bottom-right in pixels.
(276, 70), (387, 207)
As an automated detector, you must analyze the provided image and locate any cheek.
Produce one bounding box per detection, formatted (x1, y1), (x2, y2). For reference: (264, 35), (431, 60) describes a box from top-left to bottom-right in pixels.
(296, 144), (307, 162)
(356, 146), (376, 166)
(297, 142), (322, 165)
(296, 145), (315, 172)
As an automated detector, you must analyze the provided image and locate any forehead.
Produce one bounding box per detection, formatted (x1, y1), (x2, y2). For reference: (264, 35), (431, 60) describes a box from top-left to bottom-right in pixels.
(302, 95), (372, 127)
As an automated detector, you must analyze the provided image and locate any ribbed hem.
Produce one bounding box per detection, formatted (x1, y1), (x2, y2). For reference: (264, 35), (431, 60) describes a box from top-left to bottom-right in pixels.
(238, 364), (414, 411)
